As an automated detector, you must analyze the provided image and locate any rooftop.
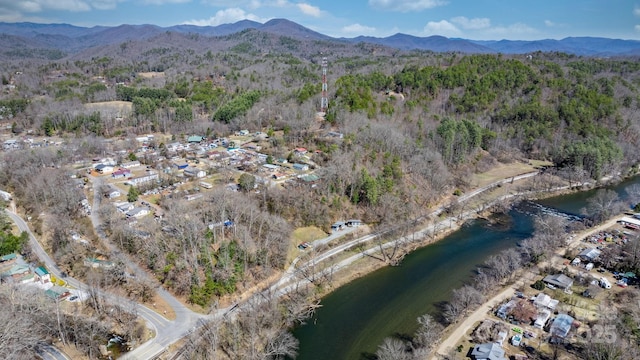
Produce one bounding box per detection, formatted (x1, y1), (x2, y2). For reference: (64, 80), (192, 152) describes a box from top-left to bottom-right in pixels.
(34, 266), (49, 277)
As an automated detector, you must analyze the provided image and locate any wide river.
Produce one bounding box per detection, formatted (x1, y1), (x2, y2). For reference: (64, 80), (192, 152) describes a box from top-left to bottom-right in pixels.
(293, 176), (640, 360)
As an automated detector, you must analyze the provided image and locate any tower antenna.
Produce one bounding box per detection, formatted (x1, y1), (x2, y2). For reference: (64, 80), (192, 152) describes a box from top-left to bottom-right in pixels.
(320, 57), (328, 113)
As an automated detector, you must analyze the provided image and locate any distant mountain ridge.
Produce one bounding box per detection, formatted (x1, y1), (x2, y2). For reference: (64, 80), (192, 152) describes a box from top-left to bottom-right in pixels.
(1, 19), (639, 57)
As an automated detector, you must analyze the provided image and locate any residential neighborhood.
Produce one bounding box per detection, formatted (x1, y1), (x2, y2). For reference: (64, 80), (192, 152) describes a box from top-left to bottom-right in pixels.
(1, 10), (640, 359)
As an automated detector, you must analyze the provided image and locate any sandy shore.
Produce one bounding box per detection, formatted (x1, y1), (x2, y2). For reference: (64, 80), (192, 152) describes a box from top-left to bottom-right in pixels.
(431, 215), (625, 359)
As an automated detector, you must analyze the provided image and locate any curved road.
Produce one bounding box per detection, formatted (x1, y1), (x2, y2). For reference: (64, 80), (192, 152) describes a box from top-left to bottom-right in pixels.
(5, 209), (204, 360)
(88, 176), (206, 359)
(8, 170), (541, 359)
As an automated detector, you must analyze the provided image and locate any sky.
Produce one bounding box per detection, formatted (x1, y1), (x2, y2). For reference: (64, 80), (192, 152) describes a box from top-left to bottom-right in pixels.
(1, 0), (640, 41)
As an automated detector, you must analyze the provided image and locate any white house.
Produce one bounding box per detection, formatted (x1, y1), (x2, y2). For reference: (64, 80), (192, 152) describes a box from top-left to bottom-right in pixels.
(115, 202), (134, 213)
(184, 166), (206, 178)
(292, 163), (309, 171)
(125, 172), (159, 185)
(0, 190), (11, 201)
(95, 164), (114, 174)
(121, 160), (141, 168)
(111, 168), (131, 179)
(3, 139), (18, 150)
(34, 266), (51, 284)
(126, 207), (150, 218)
(533, 293), (559, 310)
(185, 193), (203, 201)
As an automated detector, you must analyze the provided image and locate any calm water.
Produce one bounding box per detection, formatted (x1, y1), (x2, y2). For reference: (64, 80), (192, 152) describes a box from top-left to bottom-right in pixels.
(293, 176), (640, 360)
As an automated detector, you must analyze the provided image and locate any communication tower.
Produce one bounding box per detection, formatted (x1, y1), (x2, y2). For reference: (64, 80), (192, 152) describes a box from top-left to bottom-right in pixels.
(320, 57), (328, 113)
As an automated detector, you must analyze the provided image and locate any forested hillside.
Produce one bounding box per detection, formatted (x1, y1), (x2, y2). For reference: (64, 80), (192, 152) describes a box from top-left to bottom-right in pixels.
(1, 31), (640, 358)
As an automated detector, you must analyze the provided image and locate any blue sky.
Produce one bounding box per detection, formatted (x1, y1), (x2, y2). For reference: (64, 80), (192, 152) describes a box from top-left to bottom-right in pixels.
(1, 0), (640, 40)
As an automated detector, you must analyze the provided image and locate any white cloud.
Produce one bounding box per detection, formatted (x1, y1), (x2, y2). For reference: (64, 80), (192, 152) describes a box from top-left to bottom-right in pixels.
(544, 20), (555, 27)
(423, 20), (460, 36)
(202, 0), (286, 7)
(634, 6), (640, 17)
(143, 0), (191, 5)
(636, 24), (640, 32)
(32, 0), (91, 12)
(342, 23), (376, 35)
(451, 16), (490, 30)
(9, 1), (42, 12)
(89, 0), (125, 10)
(483, 22), (537, 37)
(269, 0), (289, 7)
(247, 0), (262, 9)
(297, 3), (321, 17)
(369, 0), (447, 12)
(184, 7), (268, 26)
(0, 0), (130, 13)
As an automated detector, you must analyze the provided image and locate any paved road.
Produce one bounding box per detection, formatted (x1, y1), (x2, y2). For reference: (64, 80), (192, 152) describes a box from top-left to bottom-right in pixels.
(5, 209), (195, 360)
(270, 171), (541, 296)
(8, 170), (543, 359)
(38, 343), (71, 360)
(87, 176), (206, 360)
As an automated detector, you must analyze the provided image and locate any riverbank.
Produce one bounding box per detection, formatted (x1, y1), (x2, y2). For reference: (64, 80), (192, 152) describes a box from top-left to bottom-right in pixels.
(431, 214), (626, 359)
(308, 168), (545, 298)
(293, 167), (640, 359)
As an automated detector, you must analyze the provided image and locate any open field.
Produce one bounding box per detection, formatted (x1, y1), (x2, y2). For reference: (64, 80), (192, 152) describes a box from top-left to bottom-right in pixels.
(84, 100), (132, 116)
(287, 226), (327, 265)
(137, 72), (165, 78)
(471, 159), (551, 188)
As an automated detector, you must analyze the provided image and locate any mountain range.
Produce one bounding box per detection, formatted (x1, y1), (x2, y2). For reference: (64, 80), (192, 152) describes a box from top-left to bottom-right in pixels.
(1, 18), (639, 59)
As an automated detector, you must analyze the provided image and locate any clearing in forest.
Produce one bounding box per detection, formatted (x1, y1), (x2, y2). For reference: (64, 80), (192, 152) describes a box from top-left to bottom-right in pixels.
(287, 226), (327, 264)
(84, 100), (132, 116)
(471, 159), (552, 188)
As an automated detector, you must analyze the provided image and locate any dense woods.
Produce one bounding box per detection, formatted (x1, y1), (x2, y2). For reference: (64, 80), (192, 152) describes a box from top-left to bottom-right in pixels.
(2, 28), (640, 359)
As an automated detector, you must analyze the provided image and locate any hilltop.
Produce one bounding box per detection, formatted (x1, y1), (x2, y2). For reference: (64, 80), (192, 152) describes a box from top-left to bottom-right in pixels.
(1, 19), (640, 61)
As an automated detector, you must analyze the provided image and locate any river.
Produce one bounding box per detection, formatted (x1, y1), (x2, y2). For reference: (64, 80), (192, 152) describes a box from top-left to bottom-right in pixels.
(293, 176), (640, 360)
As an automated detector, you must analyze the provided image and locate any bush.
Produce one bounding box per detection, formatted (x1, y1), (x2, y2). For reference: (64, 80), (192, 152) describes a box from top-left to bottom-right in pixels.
(532, 280), (546, 290)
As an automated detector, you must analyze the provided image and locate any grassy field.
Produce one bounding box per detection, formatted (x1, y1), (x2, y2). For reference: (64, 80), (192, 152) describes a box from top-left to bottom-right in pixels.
(286, 226), (327, 265)
(84, 100), (132, 115)
(471, 159), (552, 188)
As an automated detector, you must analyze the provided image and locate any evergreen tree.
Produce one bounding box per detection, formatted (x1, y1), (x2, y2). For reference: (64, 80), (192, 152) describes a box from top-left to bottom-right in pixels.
(127, 186), (139, 202)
